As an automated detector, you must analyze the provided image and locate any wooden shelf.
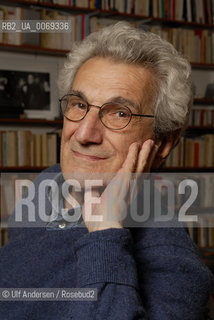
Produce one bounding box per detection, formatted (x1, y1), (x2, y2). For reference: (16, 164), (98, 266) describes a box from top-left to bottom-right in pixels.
(0, 43), (69, 56)
(201, 247), (214, 252)
(0, 118), (63, 126)
(185, 126), (214, 135)
(0, 166), (48, 172)
(161, 167), (214, 172)
(187, 125), (214, 130)
(191, 62), (214, 69)
(194, 98), (214, 104)
(177, 207), (214, 214)
(1, 166), (214, 173)
(201, 248), (214, 264)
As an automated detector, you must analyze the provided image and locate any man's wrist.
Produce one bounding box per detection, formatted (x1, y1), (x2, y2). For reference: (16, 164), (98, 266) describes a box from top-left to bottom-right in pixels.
(87, 223), (123, 233)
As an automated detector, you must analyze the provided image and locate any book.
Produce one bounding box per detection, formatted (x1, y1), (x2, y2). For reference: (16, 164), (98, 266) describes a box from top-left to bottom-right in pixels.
(0, 5), (22, 45)
(6, 131), (17, 167)
(42, 133), (48, 167)
(21, 8), (41, 46)
(47, 133), (57, 166)
(34, 134), (42, 167)
(17, 130), (27, 167)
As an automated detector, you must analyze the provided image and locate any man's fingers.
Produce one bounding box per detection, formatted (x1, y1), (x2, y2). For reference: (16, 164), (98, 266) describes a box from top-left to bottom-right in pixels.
(136, 139), (155, 173)
(120, 142), (140, 173)
(146, 143), (159, 171)
(119, 139), (158, 174)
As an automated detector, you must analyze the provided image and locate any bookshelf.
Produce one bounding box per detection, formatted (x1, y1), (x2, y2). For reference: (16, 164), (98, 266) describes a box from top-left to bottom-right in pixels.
(0, 118), (61, 168)
(194, 98), (214, 104)
(0, 117), (62, 250)
(191, 62), (214, 69)
(0, 0), (213, 61)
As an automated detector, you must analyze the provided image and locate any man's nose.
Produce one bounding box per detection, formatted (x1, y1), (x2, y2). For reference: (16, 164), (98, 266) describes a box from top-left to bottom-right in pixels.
(74, 108), (103, 144)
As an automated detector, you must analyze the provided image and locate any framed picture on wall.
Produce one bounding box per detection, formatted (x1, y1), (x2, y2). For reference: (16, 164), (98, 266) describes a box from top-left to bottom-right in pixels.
(0, 54), (59, 120)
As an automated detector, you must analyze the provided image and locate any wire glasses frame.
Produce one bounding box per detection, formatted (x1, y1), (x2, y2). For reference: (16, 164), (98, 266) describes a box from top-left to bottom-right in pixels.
(59, 94), (155, 130)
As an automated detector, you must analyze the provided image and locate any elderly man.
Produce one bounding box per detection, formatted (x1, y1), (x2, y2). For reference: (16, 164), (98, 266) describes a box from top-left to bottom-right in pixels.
(0, 22), (213, 320)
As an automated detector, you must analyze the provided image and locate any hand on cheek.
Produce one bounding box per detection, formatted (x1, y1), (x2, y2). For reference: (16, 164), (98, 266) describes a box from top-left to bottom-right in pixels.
(82, 139), (159, 233)
(120, 139), (159, 173)
(136, 139), (160, 173)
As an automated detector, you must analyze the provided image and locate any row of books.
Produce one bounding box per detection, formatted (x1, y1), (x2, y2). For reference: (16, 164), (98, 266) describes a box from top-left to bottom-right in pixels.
(177, 174), (214, 207)
(165, 135), (214, 168)
(1, 5), (214, 62)
(40, 10), (91, 49)
(156, 172), (214, 209)
(0, 130), (60, 168)
(0, 6), (90, 49)
(187, 221), (214, 247)
(149, 25), (214, 64)
(16, 0), (214, 25)
(49, 13), (214, 64)
(189, 107), (214, 126)
(45, 14), (214, 64)
(92, 18), (214, 64)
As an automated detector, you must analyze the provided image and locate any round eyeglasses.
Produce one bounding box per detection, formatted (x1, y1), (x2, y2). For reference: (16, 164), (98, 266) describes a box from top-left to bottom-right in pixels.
(59, 94), (155, 130)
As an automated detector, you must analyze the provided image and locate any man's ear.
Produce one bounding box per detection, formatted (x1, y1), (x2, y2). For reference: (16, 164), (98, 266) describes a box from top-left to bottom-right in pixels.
(152, 129), (182, 169)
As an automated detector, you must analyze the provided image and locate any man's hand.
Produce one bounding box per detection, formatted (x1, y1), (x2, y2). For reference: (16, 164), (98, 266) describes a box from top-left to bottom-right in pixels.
(82, 139), (159, 232)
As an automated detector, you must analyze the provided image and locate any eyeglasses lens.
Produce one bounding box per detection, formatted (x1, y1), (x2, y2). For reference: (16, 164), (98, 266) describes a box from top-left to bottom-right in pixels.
(62, 96), (87, 121)
(101, 103), (131, 129)
(61, 95), (131, 129)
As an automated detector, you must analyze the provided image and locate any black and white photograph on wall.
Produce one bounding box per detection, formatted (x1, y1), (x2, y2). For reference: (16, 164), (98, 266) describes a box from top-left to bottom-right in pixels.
(0, 70), (50, 112)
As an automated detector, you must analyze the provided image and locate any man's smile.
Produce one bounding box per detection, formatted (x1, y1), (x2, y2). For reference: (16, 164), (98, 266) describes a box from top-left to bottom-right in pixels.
(72, 150), (107, 161)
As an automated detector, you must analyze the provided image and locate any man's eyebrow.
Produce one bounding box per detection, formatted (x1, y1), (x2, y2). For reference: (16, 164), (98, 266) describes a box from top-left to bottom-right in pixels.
(70, 89), (88, 101)
(70, 90), (141, 112)
(108, 96), (141, 112)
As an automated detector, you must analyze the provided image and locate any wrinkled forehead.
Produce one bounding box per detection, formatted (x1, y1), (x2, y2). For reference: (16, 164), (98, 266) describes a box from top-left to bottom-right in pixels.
(71, 57), (157, 114)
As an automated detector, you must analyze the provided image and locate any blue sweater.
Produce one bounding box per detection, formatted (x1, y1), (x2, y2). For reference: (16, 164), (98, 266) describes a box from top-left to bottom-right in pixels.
(0, 164), (213, 320)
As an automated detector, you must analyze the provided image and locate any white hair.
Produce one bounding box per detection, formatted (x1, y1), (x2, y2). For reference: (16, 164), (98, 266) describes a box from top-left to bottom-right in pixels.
(58, 21), (193, 138)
